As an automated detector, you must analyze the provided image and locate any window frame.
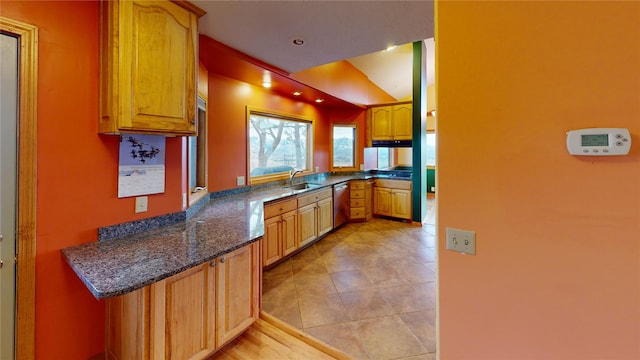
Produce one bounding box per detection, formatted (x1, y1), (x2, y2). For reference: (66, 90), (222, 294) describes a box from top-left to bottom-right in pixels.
(377, 147), (392, 169)
(331, 123), (358, 171)
(188, 96), (208, 206)
(426, 130), (436, 167)
(246, 107), (314, 185)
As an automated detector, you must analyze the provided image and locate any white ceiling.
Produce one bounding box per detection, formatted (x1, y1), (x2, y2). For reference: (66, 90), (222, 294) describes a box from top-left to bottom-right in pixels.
(193, 0), (435, 101)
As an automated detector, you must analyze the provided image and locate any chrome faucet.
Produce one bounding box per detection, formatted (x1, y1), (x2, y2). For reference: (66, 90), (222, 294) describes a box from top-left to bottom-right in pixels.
(289, 169), (303, 185)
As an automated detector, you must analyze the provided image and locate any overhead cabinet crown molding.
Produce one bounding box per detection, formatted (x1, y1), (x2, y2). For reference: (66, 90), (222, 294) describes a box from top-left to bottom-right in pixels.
(99, 0), (204, 135)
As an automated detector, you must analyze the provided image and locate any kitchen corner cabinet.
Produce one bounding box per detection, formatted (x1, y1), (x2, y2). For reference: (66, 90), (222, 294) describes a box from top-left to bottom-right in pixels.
(348, 179), (373, 221)
(370, 102), (413, 141)
(99, 0), (205, 135)
(263, 198), (298, 267)
(373, 179), (412, 220)
(298, 188), (333, 248)
(105, 241), (260, 360)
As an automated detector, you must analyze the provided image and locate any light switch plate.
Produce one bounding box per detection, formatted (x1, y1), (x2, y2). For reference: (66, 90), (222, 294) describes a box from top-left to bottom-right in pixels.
(135, 196), (148, 213)
(237, 176), (245, 186)
(446, 227), (476, 255)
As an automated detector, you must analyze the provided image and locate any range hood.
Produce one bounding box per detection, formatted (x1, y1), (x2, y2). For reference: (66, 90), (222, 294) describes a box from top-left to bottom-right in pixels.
(371, 139), (412, 148)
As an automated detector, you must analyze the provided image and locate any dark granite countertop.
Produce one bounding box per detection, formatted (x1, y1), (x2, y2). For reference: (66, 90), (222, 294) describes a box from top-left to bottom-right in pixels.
(62, 174), (412, 299)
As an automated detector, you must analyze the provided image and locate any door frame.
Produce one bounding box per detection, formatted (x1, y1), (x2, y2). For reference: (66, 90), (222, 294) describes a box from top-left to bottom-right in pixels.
(0, 17), (38, 360)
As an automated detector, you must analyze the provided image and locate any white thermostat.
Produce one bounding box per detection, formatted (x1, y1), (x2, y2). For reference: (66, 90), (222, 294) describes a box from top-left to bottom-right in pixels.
(566, 128), (631, 156)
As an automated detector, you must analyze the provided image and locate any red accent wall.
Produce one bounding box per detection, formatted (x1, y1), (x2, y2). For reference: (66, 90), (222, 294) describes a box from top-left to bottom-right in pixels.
(1, 2), (376, 358)
(3, 1), (183, 358)
(207, 73), (336, 191)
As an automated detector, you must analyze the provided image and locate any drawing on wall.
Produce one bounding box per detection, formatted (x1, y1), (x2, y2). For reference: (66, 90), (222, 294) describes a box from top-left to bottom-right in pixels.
(118, 134), (166, 198)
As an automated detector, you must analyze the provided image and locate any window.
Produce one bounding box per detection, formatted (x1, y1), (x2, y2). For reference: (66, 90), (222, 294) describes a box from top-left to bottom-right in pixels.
(332, 124), (356, 169)
(426, 132), (436, 166)
(248, 110), (312, 183)
(188, 96), (207, 203)
(377, 148), (390, 169)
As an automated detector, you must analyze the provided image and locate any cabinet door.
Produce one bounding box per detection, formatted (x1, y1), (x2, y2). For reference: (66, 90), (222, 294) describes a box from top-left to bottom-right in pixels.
(317, 197), (333, 237)
(373, 187), (392, 216)
(151, 263), (216, 360)
(100, 0), (198, 135)
(365, 180), (373, 219)
(298, 203), (317, 247)
(216, 243), (260, 347)
(371, 106), (393, 140)
(392, 104), (412, 140)
(106, 288), (149, 360)
(281, 210), (298, 256)
(391, 189), (412, 220)
(263, 216), (282, 267)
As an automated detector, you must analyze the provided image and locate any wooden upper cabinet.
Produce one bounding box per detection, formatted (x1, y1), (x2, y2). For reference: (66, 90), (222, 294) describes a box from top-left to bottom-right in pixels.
(392, 103), (413, 140)
(371, 106), (393, 140)
(369, 102), (413, 142)
(99, 0), (205, 135)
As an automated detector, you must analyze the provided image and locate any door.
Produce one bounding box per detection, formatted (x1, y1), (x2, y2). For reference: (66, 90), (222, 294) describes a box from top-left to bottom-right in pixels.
(0, 32), (18, 360)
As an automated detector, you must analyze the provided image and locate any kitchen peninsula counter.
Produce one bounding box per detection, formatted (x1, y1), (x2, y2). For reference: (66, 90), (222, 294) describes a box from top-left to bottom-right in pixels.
(62, 174), (407, 300)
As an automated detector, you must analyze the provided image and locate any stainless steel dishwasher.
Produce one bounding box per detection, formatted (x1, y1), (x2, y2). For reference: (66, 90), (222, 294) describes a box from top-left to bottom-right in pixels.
(333, 182), (350, 228)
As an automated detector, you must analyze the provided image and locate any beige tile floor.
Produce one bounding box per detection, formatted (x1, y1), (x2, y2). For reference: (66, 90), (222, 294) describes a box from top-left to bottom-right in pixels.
(263, 210), (438, 360)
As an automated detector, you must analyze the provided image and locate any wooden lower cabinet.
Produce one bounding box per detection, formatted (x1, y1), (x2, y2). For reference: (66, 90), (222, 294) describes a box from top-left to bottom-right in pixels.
(365, 179), (374, 220)
(263, 198), (298, 268)
(373, 187), (392, 216)
(297, 188), (333, 248)
(106, 287), (149, 360)
(263, 210), (297, 267)
(151, 264), (216, 360)
(106, 241), (260, 360)
(298, 203), (317, 247)
(373, 179), (412, 220)
(390, 189), (412, 219)
(216, 243), (261, 347)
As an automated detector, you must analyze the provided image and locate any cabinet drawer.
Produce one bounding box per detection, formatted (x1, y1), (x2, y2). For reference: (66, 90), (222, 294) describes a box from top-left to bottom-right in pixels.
(350, 199), (365, 207)
(350, 190), (365, 199)
(350, 181), (365, 190)
(297, 188), (332, 208)
(375, 179), (412, 190)
(350, 208), (365, 219)
(264, 198), (297, 219)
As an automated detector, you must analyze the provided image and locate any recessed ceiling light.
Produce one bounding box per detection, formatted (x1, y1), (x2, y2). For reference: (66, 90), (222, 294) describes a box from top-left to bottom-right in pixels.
(315, 98), (324, 103)
(292, 38), (304, 46)
(385, 45), (396, 51)
(292, 91), (302, 96)
(262, 82), (272, 88)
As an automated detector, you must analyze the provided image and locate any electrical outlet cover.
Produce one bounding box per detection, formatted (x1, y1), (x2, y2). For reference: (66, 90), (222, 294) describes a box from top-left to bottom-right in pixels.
(445, 227), (476, 255)
(135, 196), (148, 213)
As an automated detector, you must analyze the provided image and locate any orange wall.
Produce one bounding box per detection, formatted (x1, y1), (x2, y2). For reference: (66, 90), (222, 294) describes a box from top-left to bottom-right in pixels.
(3, 1), (185, 358)
(437, 1), (640, 359)
(291, 60), (396, 106)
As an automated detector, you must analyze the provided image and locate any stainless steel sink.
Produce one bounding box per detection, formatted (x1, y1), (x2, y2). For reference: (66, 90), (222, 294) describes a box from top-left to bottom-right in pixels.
(284, 182), (321, 191)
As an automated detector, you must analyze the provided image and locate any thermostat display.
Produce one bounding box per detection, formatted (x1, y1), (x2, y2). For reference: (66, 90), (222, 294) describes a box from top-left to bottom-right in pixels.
(566, 128), (631, 155)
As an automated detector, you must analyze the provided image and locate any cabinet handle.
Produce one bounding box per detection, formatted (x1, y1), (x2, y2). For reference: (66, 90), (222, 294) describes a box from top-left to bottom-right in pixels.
(190, 118), (196, 124)
(209, 260), (216, 267)
(220, 257), (225, 263)
(280, 207), (284, 211)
